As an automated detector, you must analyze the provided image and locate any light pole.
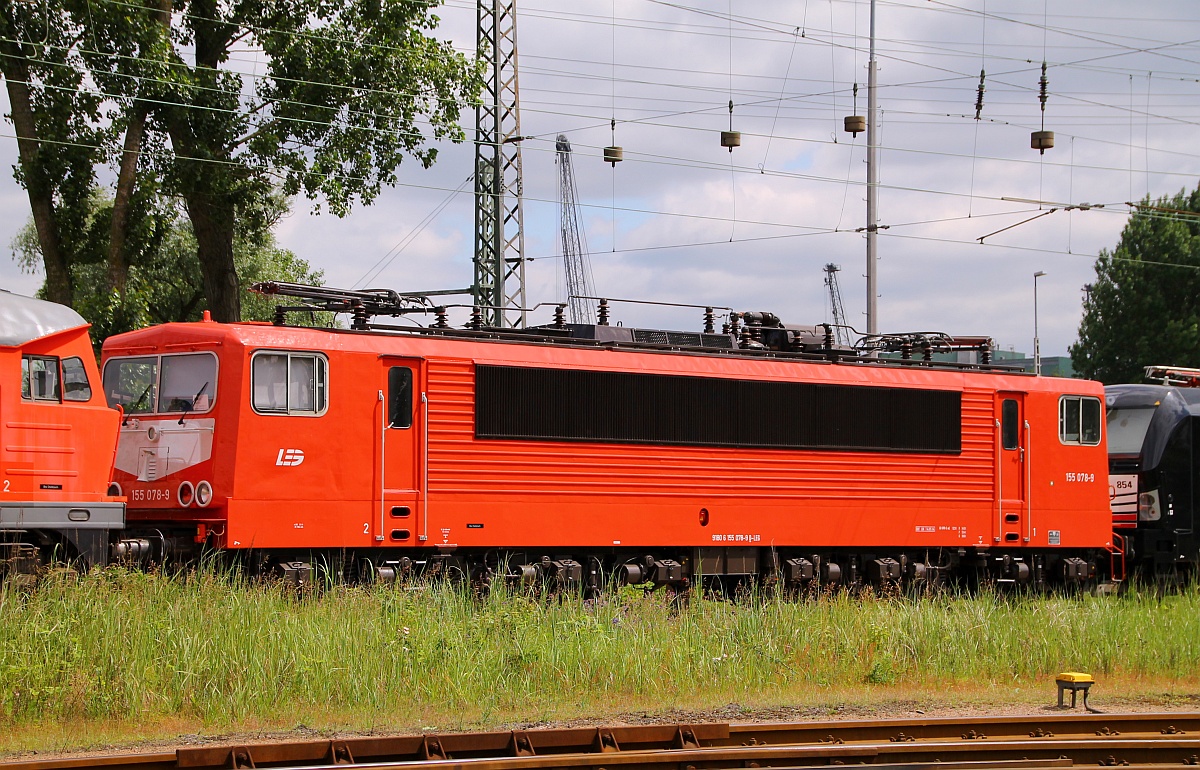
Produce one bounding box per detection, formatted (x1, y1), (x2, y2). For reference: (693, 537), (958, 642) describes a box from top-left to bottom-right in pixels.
(1033, 271), (1047, 375)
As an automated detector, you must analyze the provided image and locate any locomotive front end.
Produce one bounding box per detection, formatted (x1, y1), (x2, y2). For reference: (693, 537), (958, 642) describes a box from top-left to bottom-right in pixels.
(103, 324), (225, 566)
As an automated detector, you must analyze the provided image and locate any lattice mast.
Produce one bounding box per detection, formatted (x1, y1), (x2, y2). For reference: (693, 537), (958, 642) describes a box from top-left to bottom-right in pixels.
(555, 135), (597, 324)
(824, 263), (851, 346)
(473, 0), (526, 327)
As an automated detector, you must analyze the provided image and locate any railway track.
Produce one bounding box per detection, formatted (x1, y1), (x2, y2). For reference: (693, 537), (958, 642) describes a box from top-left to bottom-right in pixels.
(7, 714), (1200, 770)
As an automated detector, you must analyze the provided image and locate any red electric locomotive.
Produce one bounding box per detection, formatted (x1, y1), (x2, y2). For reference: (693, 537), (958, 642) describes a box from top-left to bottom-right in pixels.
(100, 283), (1115, 591)
(0, 291), (124, 576)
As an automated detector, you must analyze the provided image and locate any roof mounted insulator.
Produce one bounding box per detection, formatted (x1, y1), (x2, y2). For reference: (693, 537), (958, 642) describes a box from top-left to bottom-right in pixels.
(597, 298), (610, 326)
(703, 306), (715, 334)
(351, 302), (369, 330)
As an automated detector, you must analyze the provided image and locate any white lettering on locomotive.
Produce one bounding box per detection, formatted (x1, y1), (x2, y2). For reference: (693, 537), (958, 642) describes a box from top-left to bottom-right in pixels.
(276, 448), (305, 467)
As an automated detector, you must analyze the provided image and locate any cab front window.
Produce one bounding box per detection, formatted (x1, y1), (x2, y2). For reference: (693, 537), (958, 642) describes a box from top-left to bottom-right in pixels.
(103, 353), (217, 414)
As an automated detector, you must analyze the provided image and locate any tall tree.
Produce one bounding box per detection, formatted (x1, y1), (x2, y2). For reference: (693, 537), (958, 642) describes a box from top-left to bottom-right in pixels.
(3, 0), (479, 321)
(149, 0), (479, 321)
(0, 0), (105, 306)
(1071, 187), (1200, 384)
(13, 192), (330, 350)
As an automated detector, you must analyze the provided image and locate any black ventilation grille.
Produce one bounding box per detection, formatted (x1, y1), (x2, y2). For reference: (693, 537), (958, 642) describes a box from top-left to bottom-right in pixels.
(476, 365), (961, 454)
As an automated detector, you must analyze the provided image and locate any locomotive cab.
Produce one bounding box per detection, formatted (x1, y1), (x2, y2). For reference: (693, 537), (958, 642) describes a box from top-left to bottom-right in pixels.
(0, 291), (124, 573)
(1105, 383), (1200, 577)
(102, 321), (225, 564)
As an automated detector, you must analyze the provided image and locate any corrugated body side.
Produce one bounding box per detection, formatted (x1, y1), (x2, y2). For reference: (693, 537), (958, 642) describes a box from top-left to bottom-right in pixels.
(428, 361), (996, 504)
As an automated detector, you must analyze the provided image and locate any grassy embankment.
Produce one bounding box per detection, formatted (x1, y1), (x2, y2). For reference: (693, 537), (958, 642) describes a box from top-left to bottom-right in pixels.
(2, 569), (1200, 751)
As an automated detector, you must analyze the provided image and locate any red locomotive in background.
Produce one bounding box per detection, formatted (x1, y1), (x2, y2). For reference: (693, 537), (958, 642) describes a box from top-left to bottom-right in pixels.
(0, 291), (124, 577)
(97, 282), (1117, 591)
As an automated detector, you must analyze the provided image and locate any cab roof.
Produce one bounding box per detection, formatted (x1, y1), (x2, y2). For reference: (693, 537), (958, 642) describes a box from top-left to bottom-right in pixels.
(0, 290), (88, 348)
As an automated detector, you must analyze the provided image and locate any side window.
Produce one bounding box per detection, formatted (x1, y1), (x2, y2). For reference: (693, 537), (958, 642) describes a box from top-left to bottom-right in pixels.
(1060, 395), (1102, 446)
(62, 357), (92, 402)
(1001, 399), (1019, 450)
(22, 356), (61, 402)
(388, 367), (413, 428)
(1081, 398), (1102, 445)
(252, 352), (327, 415)
(103, 357), (158, 413)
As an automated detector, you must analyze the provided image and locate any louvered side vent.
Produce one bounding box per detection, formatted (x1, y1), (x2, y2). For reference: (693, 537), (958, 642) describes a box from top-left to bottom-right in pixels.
(138, 449), (159, 482)
(631, 330), (670, 345)
(700, 334), (736, 349)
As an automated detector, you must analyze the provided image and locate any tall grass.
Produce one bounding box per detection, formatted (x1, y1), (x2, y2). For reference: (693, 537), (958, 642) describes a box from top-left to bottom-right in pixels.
(2, 569), (1199, 734)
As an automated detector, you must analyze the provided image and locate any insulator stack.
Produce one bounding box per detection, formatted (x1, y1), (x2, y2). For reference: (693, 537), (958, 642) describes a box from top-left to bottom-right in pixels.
(974, 69), (986, 120)
(979, 341), (992, 365)
(351, 302), (369, 330)
(433, 307), (449, 329)
(553, 304), (566, 328)
(721, 100), (741, 151)
(901, 341), (913, 360)
(703, 307), (715, 334)
(272, 306), (286, 326)
(468, 306), (483, 330)
(597, 298), (610, 326)
(604, 118), (623, 166)
(922, 340), (933, 362)
(1031, 61), (1054, 154)
(845, 83), (865, 136)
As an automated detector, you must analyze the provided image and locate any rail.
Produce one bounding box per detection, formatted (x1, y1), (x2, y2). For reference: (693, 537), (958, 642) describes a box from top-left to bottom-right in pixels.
(5, 713), (1200, 770)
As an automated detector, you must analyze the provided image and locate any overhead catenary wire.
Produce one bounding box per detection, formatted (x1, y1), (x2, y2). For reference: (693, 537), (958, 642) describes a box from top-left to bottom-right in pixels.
(6, 0), (1200, 297)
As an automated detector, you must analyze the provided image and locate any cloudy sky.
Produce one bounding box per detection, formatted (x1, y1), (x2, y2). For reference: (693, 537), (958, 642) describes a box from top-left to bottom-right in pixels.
(4, 0), (1200, 359)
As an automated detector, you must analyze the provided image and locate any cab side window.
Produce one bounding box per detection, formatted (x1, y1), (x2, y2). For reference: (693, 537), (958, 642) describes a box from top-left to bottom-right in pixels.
(62, 357), (92, 402)
(1060, 395), (1102, 446)
(252, 351), (327, 415)
(21, 356), (61, 402)
(388, 366), (413, 428)
(1001, 399), (1019, 449)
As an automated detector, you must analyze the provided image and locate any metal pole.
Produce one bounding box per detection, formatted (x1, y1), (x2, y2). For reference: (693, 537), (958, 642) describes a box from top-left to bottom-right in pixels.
(1034, 271), (1046, 375)
(865, 0), (879, 335)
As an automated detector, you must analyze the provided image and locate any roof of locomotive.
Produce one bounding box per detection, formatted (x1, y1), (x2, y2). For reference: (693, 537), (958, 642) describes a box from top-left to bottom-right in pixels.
(0, 290), (89, 348)
(102, 317), (1104, 397)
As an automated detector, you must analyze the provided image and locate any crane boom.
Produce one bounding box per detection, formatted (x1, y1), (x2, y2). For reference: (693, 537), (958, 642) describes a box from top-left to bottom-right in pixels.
(556, 135), (597, 324)
(824, 263), (851, 346)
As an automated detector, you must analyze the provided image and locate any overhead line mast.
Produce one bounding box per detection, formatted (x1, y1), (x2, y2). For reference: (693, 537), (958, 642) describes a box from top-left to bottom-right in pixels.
(865, 0), (880, 335)
(474, 0), (527, 328)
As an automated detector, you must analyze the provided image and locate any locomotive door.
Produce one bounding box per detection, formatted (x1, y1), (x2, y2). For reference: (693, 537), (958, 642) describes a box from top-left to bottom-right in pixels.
(995, 393), (1027, 544)
(376, 358), (426, 545)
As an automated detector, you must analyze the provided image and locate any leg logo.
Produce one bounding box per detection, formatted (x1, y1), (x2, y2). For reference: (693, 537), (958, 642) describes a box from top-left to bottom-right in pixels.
(276, 449), (305, 467)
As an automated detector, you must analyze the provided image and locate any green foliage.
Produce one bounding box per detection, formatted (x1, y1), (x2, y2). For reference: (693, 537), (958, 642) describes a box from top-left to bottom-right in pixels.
(1072, 187), (1200, 383)
(2, 0), (480, 319)
(12, 192), (330, 350)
